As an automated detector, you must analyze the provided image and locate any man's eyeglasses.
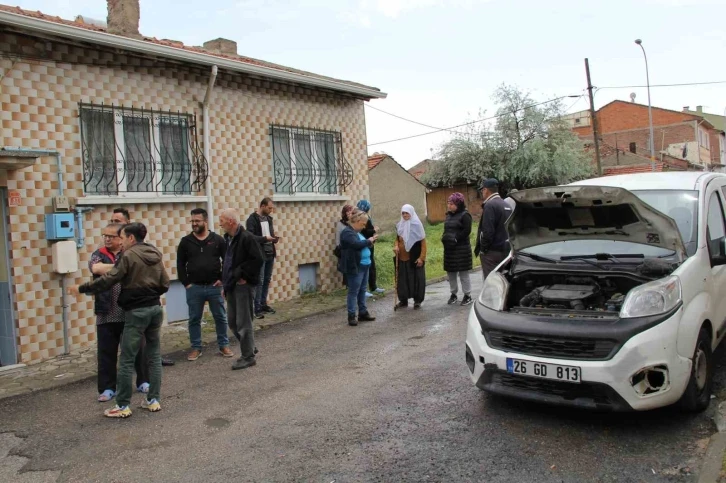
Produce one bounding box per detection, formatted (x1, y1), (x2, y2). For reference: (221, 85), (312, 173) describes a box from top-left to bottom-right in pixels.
(102, 234), (119, 240)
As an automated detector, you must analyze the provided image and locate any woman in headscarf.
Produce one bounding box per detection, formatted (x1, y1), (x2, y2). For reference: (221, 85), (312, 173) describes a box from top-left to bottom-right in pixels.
(442, 192), (473, 306)
(338, 209), (378, 326)
(356, 200), (385, 297)
(394, 204), (427, 309)
(335, 204), (354, 287)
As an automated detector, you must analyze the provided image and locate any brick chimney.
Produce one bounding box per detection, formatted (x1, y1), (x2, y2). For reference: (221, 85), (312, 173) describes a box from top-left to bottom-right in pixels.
(107, 0), (140, 38)
(203, 38), (238, 56)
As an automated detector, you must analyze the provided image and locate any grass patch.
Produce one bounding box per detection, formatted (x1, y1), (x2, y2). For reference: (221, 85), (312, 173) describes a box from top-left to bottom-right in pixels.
(373, 221), (481, 289)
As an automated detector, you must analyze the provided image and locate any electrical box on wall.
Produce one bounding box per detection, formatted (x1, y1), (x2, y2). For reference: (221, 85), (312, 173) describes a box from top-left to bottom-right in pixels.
(51, 240), (78, 273)
(44, 213), (75, 240)
(52, 196), (70, 212)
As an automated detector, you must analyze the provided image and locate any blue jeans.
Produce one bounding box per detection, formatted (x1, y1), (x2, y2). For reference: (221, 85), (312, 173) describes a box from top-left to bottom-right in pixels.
(254, 258), (275, 313)
(346, 264), (370, 317)
(186, 284), (229, 350)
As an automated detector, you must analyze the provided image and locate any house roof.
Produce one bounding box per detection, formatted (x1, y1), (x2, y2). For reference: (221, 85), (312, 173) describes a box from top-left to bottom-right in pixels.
(684, 109), (725, 132)
(367, 154), (429, 189)
(0, 4), (386, 100)
(408, 159), (432, 180)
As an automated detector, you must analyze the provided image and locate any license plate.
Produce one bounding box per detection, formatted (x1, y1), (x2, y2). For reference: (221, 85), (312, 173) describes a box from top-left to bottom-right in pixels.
(506, 358), (581, 383)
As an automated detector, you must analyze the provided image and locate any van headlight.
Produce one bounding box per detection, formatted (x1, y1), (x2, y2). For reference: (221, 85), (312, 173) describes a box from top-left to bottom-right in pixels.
(620, 275), (682, 319)
(478, 272), (508, 311)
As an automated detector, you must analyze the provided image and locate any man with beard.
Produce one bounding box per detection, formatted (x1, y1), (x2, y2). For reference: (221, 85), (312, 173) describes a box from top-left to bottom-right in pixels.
(177, 208), (232, 361)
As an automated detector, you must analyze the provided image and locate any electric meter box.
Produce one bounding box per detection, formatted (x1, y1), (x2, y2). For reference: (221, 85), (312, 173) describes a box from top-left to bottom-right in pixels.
(51, 240), (78, 274)
(45, 213), (75, 240)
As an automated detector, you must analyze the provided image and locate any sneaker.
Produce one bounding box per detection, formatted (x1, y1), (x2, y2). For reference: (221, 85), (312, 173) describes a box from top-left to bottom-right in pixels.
(414, 303), (422, 310)
(261, 305), (276, 314)
(187, 349), (202, 361)
(447, 294), (458, 305)
(218, 347), (234, 358)
(104, 405), (132, 418)
(374, 288), (385, 294)
(395, 302), (408, 309)
(348, 314), (358, 326)
(141, 398), (161, 412)
(461, 295), (474, 306)
(137, 382), (150, 394)
(232, 358), (257, 370)
(254, 312), (265, 320)
(365, 292), (373, 298)
(358, 312), (376, 322)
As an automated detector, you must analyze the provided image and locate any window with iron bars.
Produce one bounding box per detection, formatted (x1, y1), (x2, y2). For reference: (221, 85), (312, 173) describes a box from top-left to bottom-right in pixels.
(270, 124), (353, 195)
(79, 103), (208, 196)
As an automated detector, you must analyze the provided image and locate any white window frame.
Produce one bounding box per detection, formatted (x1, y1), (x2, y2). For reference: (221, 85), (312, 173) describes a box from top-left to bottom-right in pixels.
(81, 107), (195, 198)
(271, 126), (339, 196)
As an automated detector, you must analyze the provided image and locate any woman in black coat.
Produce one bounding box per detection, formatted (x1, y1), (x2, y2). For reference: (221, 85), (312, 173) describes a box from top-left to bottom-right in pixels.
(441, 192), (473, 306)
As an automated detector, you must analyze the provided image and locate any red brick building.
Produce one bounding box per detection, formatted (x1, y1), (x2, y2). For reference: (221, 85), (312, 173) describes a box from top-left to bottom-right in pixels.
(574, 101), (720, 172)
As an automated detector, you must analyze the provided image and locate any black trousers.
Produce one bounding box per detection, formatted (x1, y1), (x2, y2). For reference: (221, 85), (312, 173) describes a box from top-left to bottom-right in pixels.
(96, 322), (148, 393)
(368, 245), (378, 291)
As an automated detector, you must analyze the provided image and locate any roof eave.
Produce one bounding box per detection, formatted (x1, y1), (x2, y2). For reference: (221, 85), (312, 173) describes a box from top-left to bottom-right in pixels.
(0, 10), (387, 100)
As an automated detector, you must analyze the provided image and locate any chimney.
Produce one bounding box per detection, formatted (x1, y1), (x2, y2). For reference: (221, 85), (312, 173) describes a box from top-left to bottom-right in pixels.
(107, 0), (140, 38)
(696, 105), (703, 113)
(203, 38), (238, 56)
(683, 106), (690, 111)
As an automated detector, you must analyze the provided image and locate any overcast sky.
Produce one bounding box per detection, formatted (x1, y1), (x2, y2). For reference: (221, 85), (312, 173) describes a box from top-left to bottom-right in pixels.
(14, 0), (726, 168)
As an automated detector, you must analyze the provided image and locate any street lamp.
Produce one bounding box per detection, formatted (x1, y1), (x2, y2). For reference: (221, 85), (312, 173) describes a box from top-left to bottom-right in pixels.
(634, 39), (656, 171)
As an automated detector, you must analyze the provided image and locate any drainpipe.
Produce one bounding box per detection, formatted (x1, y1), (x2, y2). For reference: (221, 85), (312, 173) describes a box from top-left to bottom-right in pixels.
(1, 147), (74, 353)
(203, 65), (218, 231)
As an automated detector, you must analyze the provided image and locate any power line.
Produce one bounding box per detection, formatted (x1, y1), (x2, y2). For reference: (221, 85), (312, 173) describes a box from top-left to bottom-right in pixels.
(597, 80), (726, 90)
(364, 104), (469, 136)
(367, 94), (580, 147)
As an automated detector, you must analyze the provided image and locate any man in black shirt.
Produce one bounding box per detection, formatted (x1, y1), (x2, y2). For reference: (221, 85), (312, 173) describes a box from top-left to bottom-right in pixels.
(177, 208), (232, 361)
(474, 178), (511, 281)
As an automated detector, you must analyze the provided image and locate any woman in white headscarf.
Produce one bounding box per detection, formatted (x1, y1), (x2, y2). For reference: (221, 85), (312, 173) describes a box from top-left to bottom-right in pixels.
(394, 204), (427, 309)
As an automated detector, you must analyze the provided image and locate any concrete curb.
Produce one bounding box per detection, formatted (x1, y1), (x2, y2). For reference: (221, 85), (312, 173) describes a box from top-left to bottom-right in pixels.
(699, 432), (726, 483)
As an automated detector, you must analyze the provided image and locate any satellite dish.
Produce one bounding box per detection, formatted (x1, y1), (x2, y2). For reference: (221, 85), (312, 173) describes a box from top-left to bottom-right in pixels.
(630, 92), (637, 102)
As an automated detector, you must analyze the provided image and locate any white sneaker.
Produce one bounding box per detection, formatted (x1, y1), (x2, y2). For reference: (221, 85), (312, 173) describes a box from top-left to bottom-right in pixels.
(365, 292), (373, 298)
(374, 288), (385, 293)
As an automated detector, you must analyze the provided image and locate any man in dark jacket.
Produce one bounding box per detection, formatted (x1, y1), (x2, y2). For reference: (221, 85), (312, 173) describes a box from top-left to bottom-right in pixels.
(474, 178), (511, 281)
(70, 223), (170, 418)
(177, 208), (231, 362)
(246, 198), (280, 319)
(90, 223), (148, 402)
(219, 209), (264, 370)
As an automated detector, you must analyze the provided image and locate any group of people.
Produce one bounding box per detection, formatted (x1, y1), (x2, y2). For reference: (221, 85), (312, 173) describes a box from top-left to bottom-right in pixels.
(334, 178), (512, 326)
(68, 200), (280, 419)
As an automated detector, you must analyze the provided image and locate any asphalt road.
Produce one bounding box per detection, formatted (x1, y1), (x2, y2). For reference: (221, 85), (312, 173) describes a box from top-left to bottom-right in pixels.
(0, 275), (722, 483)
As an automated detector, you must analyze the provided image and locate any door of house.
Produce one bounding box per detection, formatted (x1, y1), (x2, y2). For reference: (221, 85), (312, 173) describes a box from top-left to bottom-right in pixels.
(0, 188), (16, 366)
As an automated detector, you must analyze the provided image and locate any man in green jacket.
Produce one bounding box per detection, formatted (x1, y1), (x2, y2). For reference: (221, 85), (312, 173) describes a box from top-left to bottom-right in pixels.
(70, 222), (170, 418)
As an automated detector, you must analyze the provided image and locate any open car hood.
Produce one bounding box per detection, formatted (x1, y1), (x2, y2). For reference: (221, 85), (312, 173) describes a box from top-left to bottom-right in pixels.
(507, 185), (686, 259)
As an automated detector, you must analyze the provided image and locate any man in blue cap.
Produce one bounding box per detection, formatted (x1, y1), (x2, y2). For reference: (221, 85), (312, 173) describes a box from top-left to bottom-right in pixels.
(474, 178), (511, 281)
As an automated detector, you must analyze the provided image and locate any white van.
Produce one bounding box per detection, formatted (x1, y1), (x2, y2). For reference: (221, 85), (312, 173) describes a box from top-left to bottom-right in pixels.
(465, 171), (726, 411)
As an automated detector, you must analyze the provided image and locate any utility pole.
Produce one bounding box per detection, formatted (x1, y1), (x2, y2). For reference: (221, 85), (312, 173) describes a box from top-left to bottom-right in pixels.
(585, 58), (602, 175)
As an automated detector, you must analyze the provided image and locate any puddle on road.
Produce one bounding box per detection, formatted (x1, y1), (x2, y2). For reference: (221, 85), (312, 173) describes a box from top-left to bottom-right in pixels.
(204, 417), (231, 429)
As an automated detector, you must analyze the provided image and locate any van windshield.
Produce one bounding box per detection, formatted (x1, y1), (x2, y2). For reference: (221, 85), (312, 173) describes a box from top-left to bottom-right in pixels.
(523, 190), (699, 259)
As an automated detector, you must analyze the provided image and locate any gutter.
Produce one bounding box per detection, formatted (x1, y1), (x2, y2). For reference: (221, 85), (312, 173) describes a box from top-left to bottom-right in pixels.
(203, 65), (218, 231)
(0, 10), (387, 100)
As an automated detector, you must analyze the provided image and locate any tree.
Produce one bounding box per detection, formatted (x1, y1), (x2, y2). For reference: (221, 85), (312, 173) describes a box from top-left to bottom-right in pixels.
(421, 85), (593, 190)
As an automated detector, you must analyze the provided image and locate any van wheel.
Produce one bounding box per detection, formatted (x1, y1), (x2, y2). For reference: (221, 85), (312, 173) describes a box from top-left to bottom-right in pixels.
(679, 327), (713, 412)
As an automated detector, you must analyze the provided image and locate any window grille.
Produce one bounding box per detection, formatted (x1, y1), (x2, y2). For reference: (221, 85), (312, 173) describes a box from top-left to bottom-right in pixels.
(79, 103), (208, 195)
(270, 124), (353, 195)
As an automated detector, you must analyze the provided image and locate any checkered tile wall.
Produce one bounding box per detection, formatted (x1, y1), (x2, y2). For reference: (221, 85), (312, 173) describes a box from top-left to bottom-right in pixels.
(0, 33), (370, 363)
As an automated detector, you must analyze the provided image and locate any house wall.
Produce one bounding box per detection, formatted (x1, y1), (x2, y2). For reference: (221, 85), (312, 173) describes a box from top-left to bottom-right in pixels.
(0, 32), (368, 363)
(572, 101), (701, 136)
(368, 157), (427, 231)
(598, 123), (707, 166)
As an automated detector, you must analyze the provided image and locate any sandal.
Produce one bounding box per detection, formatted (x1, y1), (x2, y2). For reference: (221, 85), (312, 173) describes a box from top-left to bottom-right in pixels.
(98, 389), (115, 402)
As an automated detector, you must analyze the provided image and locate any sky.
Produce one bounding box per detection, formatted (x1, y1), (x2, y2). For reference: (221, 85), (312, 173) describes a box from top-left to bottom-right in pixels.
(12, 0), (726, 168)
